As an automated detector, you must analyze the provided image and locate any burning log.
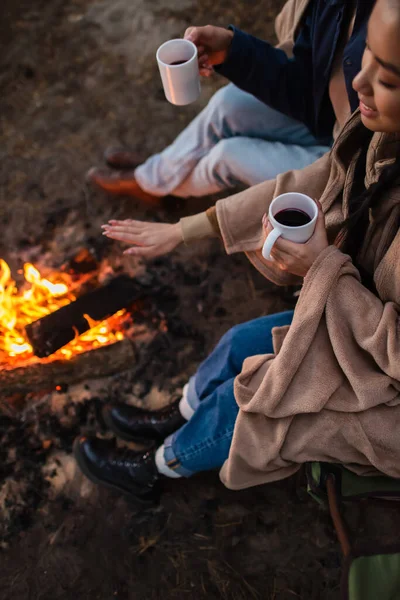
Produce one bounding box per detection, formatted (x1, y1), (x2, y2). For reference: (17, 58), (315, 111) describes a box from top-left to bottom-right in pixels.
(0, 338), (136, 400)
(25, 275), (143, 358)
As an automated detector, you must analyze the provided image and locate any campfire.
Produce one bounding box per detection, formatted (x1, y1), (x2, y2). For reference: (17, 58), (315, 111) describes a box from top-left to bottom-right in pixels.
(0, 256), (147, 401)
(0, 258), (129, 370)
(0, 259), (134, 369)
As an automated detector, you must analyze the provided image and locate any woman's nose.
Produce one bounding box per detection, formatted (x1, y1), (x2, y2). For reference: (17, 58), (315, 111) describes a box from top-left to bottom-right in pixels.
(353, 61), (374, 96)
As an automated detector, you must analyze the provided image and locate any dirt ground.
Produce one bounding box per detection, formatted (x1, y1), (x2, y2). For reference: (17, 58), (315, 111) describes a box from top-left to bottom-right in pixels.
(1, 1), (393, 599)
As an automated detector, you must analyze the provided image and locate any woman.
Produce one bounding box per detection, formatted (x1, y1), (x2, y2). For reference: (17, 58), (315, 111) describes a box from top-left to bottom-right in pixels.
(74, 0), (400, 505)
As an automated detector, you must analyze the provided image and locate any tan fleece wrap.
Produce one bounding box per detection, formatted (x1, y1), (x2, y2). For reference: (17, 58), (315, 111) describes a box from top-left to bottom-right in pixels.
(180, 211), (216, 245)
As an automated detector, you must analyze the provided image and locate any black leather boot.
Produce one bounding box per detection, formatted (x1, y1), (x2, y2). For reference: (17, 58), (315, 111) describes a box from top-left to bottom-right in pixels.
(102, 400), (186, 443)
(73, 435), (160, 505)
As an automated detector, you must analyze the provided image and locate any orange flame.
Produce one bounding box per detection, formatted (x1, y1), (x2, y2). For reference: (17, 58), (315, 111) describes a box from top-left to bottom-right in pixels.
(0, 259), (128, 369)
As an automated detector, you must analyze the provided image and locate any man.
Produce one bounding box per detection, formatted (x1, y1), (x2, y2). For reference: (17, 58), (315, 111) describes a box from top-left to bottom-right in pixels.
(88, 0), (371, 203)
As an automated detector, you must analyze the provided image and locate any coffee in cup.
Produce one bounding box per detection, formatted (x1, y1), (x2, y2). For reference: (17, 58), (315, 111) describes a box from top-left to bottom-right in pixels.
(157, 39), (201, 106)
(262, 193), (318, 261)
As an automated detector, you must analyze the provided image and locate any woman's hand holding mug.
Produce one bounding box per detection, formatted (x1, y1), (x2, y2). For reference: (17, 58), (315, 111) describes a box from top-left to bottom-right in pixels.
(262, 194), (329, 277)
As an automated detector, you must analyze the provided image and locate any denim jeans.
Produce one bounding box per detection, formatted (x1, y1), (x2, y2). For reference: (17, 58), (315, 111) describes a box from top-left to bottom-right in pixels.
(135, 84), (330, 198)
(164, 311), (294, 476)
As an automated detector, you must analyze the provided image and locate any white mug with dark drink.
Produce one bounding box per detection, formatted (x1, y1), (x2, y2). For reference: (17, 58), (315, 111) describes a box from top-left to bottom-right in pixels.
(262, 192), (318, 261)
(157, 39), (201, 106)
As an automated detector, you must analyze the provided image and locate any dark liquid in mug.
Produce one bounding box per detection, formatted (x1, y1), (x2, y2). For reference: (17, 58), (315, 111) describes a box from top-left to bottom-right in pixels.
(274, 208), (311, 227)
(169, 60), (188, 66)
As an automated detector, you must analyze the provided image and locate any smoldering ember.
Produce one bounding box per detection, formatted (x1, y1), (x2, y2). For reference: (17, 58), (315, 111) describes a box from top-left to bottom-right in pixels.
(1, 1), (400, 599)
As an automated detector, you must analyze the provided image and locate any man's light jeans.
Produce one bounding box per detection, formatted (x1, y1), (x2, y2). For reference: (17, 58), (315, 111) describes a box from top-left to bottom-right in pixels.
(135, 84), (330, 198)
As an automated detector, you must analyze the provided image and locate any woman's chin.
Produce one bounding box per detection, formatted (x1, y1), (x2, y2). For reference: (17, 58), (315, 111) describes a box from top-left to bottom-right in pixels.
(360, 113), (382, 132)
(360, 113), (400, 134)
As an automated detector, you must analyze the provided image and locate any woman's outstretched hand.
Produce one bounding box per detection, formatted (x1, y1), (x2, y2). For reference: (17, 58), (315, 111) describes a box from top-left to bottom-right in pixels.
(262, 200), (329, 277)
(184, 25), (234, 77)
(102, 220), (183, 259)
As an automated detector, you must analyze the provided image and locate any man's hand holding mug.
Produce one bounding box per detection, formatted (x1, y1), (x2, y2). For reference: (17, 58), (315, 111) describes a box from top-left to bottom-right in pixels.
(184, 25), (234, 76)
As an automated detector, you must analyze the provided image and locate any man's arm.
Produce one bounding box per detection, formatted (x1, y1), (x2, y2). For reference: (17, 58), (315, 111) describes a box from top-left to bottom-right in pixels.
(214, 20), (315, 130)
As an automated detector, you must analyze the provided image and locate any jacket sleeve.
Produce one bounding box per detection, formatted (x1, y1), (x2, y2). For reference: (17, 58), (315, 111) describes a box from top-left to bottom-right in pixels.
(214, 13), (315, 129)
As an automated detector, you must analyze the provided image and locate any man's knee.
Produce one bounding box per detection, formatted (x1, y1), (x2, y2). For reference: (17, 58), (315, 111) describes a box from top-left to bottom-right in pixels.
(205, 138), (244, 186)
(207, 84), (244, 124)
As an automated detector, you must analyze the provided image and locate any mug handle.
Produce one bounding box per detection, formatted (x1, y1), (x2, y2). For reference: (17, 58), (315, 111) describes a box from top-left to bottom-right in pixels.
(262, 228), (282, 261)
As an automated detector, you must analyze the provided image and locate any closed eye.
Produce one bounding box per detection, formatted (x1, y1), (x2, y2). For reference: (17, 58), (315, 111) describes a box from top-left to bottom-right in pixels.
(379, 80), (398, 90)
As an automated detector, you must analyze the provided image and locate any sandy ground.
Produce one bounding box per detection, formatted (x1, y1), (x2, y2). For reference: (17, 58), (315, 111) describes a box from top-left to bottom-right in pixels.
(2, 1), (396, 599)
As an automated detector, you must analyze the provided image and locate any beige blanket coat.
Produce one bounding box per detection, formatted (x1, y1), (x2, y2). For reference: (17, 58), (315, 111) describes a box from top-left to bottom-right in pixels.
(214, 112), (400, 490)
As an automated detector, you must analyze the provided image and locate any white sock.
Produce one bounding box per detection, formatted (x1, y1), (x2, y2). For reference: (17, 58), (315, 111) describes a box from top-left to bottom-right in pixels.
(178, 383), (195, 421)
(155, 445), (182, 479)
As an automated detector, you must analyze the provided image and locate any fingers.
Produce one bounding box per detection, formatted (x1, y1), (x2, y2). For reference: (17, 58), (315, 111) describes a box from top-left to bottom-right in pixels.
(102, 220), (150, 244)
(198, 54), (213, 74)
(199, 67), (213, 77)
(102, 229), (143, 243)
(314, 198), (323, 211)
(185, 25), (215, 44)
(270, 245), (290, 262)
(312, 198), (325, 228)
(316, 203), (325, 225)
(102, 220), (149, 237)
(262, 213), (271, 235)
(270, 246), (291, 270)
(199, 52), (210, 66)
(273, 235), (301, 254)
(103, 231), (145, 245)
(184, 26), (196, 41)
(105, 219), (140, 226)
(195, 36), (213, 75)
(262, 216), (273, 240)
(123, 245), (156, 257)
(184, 26), (206, 47)
(102, 225), (142, 236)
(198, 49), (208, 62)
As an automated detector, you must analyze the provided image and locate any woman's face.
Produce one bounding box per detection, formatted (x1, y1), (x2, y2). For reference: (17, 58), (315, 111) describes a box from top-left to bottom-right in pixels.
(353, 0), (400, 133)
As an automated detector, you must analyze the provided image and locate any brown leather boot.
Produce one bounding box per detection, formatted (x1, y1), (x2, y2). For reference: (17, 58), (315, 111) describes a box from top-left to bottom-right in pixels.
(86, 166), (162, 205)
(103, 146), (143, 170)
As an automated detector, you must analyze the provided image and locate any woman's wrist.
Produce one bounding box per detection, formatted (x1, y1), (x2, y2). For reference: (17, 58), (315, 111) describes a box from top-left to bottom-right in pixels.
(180, 212), (216, 244)
(172, 221), (184, 244)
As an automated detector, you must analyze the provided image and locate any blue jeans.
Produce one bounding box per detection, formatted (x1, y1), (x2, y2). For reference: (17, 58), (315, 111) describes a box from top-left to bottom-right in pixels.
(164, 311), (294, 476)
(135, 84), (330, 198)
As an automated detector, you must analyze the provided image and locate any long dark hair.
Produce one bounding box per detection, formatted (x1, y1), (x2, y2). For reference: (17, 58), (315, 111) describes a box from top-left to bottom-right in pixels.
(336, 132), (400, 287)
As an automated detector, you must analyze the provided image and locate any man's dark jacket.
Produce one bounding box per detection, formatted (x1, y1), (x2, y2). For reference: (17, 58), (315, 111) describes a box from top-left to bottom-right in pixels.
(216, 0), (374, 141)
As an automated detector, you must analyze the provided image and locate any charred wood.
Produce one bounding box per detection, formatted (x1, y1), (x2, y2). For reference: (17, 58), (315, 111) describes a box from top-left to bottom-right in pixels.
(0, 338), (136, 400)
(25, 275), (143, 358)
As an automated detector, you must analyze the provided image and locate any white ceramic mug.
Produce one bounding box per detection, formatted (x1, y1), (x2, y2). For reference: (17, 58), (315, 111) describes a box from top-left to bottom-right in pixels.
(262, 192), (318, 261)
(156, 39), (201, 106)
